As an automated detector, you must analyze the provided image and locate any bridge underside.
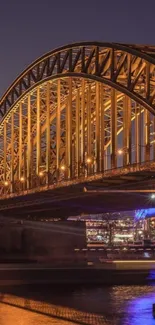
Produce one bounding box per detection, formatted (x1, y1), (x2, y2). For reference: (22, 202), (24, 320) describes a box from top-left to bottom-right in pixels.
(1, 170), (155, 218)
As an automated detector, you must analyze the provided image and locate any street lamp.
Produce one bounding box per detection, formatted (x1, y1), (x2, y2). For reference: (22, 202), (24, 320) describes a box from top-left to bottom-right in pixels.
(20, 176), (25, 182)
(38, 171), (44, 177)
(60, 165), (66, 171)
(117, 149), (123, 155)
(151, 194), (155, 199)
(86, 157), (92, 164)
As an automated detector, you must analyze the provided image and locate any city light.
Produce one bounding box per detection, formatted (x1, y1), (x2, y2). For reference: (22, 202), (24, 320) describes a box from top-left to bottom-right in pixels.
(60, 165), (66, 171)
(85, 212), (155, 246)
(86, 157), (92, 164)
(4, 180), (8, 186)
(151, 193), (155, 199)
(20, 176), (25, 182)
(114, 234), (133, 238)
(117, 149), (123, 155)
(147, 208), (155, 215)
(38, 171), (44, 177)
(135, 209), (147, 220)
(135, 208), (155, 219)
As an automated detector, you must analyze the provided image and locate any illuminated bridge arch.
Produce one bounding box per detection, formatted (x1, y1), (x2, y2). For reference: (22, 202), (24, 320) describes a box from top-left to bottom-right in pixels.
(1, 41), (155, 197)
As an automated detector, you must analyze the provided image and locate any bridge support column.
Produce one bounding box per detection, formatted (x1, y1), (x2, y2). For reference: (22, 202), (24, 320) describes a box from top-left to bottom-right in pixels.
(76, 88), (80, 177)
(19, 103), (24, 188)
(153, 116), (155, 161)
(11, 112), (14, 193)
(100, 85), (105, 172)
(81, 79), (85, 173)
(123, 96), (131, 166)
(56, 80), (61, 180)
(96, 83), (100, 173)
(3, 121), (7, 184)
(111, 88), (117, 169)
(27, 95), (31, 189)
(66, 77), (72, 179)
(87, 83), (91, 175)
(36, 87), (41, 179)
(139, 106), (142, 164)
(135, 103), (140, 164)
(144, 109), (151, 161)
(46, 82), (51, 185)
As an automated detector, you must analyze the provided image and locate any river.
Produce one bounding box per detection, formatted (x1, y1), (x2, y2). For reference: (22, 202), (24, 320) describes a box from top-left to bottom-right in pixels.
(0, 284), (155, 324)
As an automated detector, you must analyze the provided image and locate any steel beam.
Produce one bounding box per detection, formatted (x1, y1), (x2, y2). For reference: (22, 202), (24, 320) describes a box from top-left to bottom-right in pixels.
(146, 61), (150, 100)
(76, 88), (80, 177)
(46, 82), (50, 185)
(66, 77), (72, 178)
(135, 103), (140, 163)
(56, 79), (61, 178)
(153, 116), (155, 160)
(36, 87), (41, 175)
(3, 121), (7, 182)
(87, 84), (91, 175)
(123, 96), (131, 165)
(19, 103), (22, 180)
(27, 95), (31, 189)
(81, 79), (85, 166)
(11, 112), (14, 192)
(111, 88), (117, 168)
(144, 109), (151, 161)
(100, 85), (105, 172)
(96, 82), (100, 172)
(139, 106), (142, 164)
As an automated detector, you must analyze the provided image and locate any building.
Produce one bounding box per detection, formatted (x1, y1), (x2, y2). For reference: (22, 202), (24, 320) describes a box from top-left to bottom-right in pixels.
(69, 209), (155, 246)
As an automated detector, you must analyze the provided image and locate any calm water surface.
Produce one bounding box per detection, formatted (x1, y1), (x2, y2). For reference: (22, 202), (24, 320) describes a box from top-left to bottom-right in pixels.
(0, 284), (155, 324)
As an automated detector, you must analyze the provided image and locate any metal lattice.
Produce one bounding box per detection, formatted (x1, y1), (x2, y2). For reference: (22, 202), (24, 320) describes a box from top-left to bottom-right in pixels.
(1, 42), (155, 198)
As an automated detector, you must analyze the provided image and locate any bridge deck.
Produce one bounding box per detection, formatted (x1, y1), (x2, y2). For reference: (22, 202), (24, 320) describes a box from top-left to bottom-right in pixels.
(0, 168), (155, 218)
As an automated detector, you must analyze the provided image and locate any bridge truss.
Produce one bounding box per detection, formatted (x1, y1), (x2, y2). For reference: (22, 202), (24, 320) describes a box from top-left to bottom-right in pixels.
(1, 42), (155, 197)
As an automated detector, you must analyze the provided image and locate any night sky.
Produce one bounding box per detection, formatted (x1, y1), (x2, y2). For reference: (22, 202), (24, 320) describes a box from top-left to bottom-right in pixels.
(0, 0), (155, 97)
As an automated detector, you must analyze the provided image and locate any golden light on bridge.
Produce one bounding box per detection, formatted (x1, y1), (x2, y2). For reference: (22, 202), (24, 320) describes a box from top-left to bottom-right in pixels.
(38, 171), (44, 177)
(86, 158), (92, 164)
(117, 149), (123, 155)
(0, 42), (155, 198)
(60, 165), (66, 171)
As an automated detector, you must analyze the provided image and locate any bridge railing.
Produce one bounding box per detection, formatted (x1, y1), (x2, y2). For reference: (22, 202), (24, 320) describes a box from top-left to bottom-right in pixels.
(1, 159), (155, 201)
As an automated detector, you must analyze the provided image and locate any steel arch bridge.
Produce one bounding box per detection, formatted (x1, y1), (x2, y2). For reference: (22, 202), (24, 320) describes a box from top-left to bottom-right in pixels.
(1, 41), (155, 199)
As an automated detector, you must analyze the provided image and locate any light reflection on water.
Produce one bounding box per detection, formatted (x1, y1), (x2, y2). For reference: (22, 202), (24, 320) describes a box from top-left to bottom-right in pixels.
(123, 293), (155, 325)
(0, 285), (155, 324)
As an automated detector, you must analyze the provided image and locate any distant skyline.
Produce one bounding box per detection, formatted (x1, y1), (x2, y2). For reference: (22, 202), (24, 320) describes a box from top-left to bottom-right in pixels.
(0, 0), (155, 96)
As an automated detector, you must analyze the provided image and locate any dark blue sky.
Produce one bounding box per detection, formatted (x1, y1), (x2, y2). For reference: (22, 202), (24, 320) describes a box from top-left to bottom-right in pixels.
(0, 0), (155, 96)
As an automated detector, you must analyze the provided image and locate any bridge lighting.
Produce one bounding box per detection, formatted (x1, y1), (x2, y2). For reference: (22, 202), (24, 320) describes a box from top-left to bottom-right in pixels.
(2, 42), (155, 201)
(60, 165), (66, 171)
(86, 158), (92, 164)
(117, 149), (123, 155)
